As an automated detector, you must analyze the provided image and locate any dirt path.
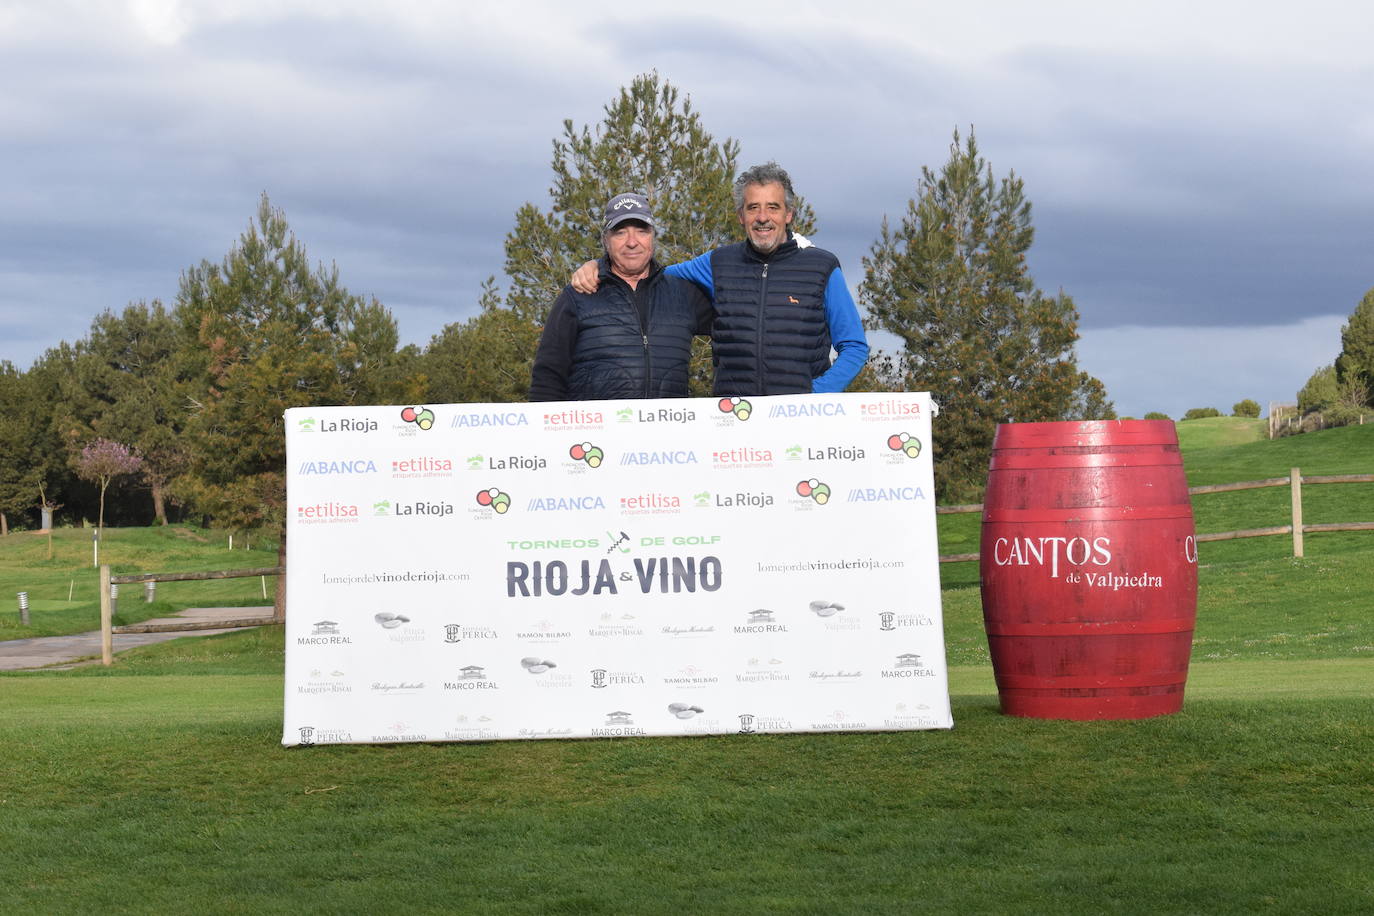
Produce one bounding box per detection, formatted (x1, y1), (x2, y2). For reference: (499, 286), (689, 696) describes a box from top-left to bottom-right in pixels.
(0, 607), (275, 671)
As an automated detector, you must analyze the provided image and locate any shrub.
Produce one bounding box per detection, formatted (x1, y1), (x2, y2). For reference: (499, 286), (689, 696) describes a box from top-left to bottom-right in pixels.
(1232, 399), (1260, 418)
(1143, 411), (1170, 421)
(1182, 407), (1221, 420)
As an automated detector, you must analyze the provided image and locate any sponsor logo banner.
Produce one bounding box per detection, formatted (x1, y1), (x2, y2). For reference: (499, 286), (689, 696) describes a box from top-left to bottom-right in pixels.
(282, 393), (950, 745)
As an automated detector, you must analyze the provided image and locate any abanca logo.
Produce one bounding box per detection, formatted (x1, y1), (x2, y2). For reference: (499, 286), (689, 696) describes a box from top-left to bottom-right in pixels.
(475, 488), (512, 514)
(717, 397), (752, 420)
(796, 478), (832, 505)
(570, 442), (604, 467)
(887, 432), (922, 458)
(399, 406), (435, 430)
(298, 458), (376, 475)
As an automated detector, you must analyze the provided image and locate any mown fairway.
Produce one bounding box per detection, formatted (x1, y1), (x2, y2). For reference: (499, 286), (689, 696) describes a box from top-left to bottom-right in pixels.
(1, 421), (1371, 914)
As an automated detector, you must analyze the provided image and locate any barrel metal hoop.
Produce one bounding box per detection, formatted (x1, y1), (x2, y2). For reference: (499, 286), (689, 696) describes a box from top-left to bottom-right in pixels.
(985, 619), (1196, 636)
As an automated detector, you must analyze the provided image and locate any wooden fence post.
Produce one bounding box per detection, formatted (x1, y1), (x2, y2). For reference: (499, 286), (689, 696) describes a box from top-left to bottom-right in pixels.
(1290, 468), (1304, 558)
(99, 564), (113, 666)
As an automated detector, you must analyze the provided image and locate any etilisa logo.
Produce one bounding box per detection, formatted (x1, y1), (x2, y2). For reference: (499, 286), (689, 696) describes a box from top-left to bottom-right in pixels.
(887, 432), (922, 458)
(475, 487), (512, 514)
(399, 406), (436, 430)
(570, 442), (604, 467)
(796, 478), (832, 505)
(716, 397), (752, 420)
(296, 501), (360, 523)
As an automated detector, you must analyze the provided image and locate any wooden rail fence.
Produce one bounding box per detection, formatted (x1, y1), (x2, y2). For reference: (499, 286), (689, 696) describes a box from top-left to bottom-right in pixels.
(936, 467), (1374, 564)
(98, 565), (284, 666)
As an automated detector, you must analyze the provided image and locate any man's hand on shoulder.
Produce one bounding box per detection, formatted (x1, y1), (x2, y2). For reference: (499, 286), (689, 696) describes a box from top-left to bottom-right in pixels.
(571, 260), (600, 294)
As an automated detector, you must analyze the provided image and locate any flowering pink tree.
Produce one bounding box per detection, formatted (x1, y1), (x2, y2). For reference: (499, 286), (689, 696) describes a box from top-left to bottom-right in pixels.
(76, 438), (144, 538)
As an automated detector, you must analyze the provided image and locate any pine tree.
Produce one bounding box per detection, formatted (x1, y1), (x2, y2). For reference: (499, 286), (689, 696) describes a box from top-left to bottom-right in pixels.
(175, 195), (417, 618)
(861, 129), (1113, 501)
(1335, 287), (1374, 404)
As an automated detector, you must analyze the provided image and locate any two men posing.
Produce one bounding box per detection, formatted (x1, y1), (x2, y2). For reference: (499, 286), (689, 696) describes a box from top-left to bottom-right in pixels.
(529, 162), (869, 401)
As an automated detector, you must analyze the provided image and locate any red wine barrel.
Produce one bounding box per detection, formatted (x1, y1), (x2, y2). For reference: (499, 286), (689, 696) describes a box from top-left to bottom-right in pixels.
(979, 420), (1199, 719)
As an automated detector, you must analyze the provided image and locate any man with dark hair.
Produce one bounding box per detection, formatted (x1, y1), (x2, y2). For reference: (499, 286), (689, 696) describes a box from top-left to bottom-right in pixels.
(571, 162), (868, 396)
(530, 192), (711, 401)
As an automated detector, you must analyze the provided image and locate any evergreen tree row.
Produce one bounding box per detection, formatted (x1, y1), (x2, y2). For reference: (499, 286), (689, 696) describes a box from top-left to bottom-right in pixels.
(1, 72), (1126, 534)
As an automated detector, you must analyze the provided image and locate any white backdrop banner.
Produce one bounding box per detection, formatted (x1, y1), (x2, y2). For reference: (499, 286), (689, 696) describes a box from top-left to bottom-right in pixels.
(282, 392), (952, 745)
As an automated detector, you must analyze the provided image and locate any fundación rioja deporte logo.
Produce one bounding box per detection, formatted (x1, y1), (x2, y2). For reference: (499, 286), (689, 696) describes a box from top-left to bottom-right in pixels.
(796, 478), (832, 505)
(887, 432), (922, 458)
(399, 406), (436, 430)
(569, 442), (604, 467)
(717, 397), (752, 420)
(475, 488), (511, 514)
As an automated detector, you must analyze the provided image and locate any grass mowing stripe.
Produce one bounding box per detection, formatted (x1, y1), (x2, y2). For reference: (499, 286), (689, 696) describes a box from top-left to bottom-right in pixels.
(1, 684), (1370, 914)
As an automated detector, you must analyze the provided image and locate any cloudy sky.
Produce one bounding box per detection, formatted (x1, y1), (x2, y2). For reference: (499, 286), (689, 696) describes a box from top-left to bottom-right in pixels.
(3, 0), (1370, 418)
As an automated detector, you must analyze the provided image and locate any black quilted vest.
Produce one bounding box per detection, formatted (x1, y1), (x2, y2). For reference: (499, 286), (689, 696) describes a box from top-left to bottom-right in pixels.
(707, 238), (834, 395)
(566, 261), (699, 399)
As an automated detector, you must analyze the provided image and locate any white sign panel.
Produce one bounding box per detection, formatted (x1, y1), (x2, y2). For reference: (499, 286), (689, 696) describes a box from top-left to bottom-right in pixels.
(282, 392), (951, 745)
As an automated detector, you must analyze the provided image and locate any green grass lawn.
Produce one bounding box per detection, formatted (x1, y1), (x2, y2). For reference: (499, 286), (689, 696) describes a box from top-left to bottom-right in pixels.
(2, 425), (1371, 913)
(1174, 415), (1266, 449)
(0, 525), (278, 638)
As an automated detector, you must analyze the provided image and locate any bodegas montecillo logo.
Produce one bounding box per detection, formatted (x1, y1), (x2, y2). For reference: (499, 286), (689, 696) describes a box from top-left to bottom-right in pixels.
(399, 406), (436, 430)
(570, 442), (605, 467)
(887, 432), (922, 459)
(716, 396), (752, 420)
(474, 487), (512, 514)
(795, 478), (832, 505)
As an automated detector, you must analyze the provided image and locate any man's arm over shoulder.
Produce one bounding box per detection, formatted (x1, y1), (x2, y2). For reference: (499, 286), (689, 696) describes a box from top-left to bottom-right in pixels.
(528, 289), (579, 401)
(813, 266), (870, 393)
(664, 250), (715, 299)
